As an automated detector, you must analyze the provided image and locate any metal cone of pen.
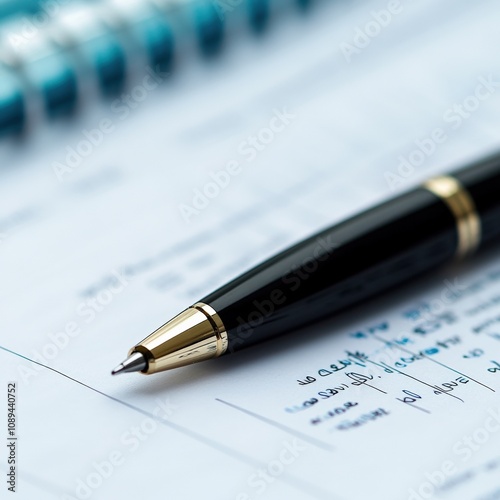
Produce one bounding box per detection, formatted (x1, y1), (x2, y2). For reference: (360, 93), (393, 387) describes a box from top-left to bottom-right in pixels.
(112, 302), (227, 375)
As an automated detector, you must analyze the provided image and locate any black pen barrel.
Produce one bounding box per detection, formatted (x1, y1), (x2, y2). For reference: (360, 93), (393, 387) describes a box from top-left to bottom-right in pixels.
(121, 155), (500, 376)
(454, 154), (500, 246)
(202, 187), (459, 353)
(202, 155), (500, 355)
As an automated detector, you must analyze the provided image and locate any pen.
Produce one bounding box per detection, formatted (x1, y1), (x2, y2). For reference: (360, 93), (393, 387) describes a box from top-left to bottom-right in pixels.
(112, 153), (500, 376)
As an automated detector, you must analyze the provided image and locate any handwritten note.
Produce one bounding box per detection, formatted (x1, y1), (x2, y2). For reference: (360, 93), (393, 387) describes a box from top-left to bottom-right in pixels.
(212, 254), (500, 499)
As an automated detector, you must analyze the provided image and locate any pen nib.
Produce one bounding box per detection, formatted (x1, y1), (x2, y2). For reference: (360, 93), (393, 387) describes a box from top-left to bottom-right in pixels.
(111, 351), (147, 375)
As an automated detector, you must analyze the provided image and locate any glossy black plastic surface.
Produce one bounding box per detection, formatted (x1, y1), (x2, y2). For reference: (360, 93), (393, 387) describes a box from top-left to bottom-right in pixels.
(454, 153), (500, 246)
(202, 188), (458, 353)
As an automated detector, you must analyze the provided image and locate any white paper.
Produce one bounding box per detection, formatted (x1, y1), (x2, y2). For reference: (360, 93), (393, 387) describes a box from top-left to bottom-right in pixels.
(1, 1), (500, 499)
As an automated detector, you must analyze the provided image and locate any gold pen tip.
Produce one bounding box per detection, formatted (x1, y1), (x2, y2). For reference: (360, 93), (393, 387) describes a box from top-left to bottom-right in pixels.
(111, 352), (147, 375)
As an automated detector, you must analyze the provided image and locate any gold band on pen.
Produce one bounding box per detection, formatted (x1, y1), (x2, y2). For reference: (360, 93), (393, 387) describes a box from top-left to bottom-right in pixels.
(192, 302), (228, 357)
(423, 175), (481, 259)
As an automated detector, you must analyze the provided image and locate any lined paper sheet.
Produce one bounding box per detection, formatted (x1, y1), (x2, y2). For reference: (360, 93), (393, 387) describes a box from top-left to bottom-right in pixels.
(1, 1), (500, 498)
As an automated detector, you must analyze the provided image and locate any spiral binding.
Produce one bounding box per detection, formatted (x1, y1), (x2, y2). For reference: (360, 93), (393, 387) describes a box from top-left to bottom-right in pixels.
(0, 0), (312, 138)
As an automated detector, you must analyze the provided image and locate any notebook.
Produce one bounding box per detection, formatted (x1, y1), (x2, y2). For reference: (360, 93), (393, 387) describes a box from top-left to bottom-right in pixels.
(0, 0), (310, 137)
